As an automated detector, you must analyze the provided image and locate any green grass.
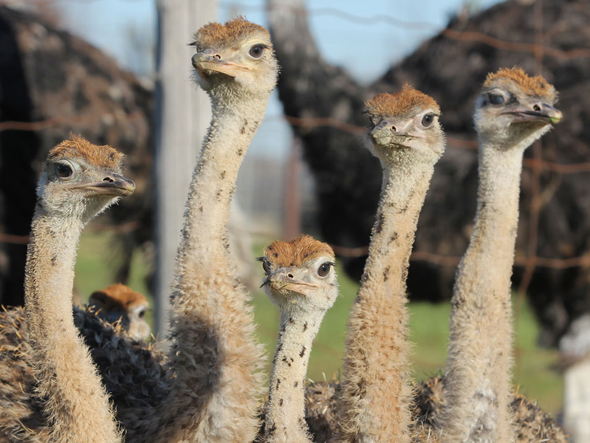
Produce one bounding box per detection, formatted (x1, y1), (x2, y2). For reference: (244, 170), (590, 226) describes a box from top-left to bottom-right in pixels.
(75, 231), (564, 414)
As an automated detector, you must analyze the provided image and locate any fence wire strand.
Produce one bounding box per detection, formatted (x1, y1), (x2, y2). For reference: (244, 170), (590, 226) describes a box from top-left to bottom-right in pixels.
(221, 1), (590, 60)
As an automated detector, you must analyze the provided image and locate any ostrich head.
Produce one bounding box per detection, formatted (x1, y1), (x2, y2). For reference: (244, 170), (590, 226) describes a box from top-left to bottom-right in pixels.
(89, 283), (151, 341)
(474, 67), (562, 149)
(190, 17), (278, 96)
(260, 235), (338, 314)
(37, 136), (135, 223)
(365, 85), (445, 165)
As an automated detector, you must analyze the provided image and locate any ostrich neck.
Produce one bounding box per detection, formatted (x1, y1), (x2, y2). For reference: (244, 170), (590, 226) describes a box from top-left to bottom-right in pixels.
(364, 160), (434, 296)
(336, 158), (435, 443)
(154, 92), (270, 443)
(442, 143), (525, 443)
(177, 95), (266, 267)
(459, 145), (524, 292)
(266, 310), (324, 443)
(24, 209), (120, 443)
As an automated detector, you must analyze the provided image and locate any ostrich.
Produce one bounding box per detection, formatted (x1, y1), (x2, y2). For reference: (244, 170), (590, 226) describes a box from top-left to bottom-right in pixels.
(440, 67), (562, 443)
(146, 17), (279, 443)
(88, 283), (150, 340)
(260, 235), (338, 443)
(333, 87), (445, 443)
(0, 18), (278, 443)
(2, 136), (135, 443)
(0, 297), (168, 443)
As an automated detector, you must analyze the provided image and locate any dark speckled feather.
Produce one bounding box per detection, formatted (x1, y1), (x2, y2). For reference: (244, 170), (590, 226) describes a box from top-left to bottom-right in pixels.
(0, 306), (168, 442)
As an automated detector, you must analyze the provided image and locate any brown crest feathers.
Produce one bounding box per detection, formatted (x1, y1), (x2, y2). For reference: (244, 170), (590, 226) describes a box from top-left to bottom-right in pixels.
(89, 283), (147, 311)
(264, 235), (335, 268)
(193, 17), (271, 52)
(48, 135), (125, 171)
(365, 84), (440, 118)
(484, 67), (557, 101)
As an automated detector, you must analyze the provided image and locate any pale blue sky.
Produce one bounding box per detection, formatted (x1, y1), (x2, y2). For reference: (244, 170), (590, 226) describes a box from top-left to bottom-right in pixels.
(58, 0), (502, 159)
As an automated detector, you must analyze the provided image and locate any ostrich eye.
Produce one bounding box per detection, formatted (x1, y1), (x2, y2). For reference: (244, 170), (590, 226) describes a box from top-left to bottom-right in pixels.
(56, 163), (73, 179)
(317, 262), (332, 277)
(249, 44), (264, 59)
(488, 93), (504, 105)
(422, 114), (435, 128)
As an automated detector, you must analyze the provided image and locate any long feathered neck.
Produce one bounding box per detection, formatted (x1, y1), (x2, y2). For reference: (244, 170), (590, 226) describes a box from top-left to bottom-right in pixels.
(176, 91), (267, 265)
(266, 308), (325, 443)
(153, 88), (269, 443)
(24, 206), (120, 443)
(335, 155), (436, 443)
(442, 140), (526, 443)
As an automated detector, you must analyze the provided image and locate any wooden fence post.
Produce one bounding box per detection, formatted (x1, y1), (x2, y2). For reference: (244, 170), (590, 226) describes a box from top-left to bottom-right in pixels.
(154, 0), (217, 335)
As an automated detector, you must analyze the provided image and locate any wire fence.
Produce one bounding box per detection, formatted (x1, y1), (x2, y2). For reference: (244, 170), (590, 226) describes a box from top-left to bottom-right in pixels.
(4, 0), (590, 59)
(1, 0), (586, 419)
(1, 0), (589, 285)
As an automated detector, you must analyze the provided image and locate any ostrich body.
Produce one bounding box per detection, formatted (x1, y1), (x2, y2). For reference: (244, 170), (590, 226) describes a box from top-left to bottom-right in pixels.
(89, 283), (150, 340)
(334, 87), (445, 443)
(1, 136), (135, 443)
(0, 18), (277, 443)
(440, 68), (562, 443)
(260, 235), (338, 443)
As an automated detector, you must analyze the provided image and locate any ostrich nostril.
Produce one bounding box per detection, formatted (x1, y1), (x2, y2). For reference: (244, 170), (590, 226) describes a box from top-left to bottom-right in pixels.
(287, 273), (294, 279)
(533, 104), (541, 112)
(103, 177), (115, 183)
(214, 54), (221, 60)
(391, 126), (397, 132)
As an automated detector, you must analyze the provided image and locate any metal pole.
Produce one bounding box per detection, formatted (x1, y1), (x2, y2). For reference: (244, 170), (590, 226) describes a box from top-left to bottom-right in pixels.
(284, 137), (302, 240)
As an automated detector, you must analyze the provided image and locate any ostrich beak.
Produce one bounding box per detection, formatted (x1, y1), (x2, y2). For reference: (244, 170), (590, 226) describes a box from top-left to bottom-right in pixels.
(267, 268), (318, 296)
(191, 53), (250, 78)
(73, 174), (136, 197)
(503, 103), (563, 125)
(370, 119), (413, 146)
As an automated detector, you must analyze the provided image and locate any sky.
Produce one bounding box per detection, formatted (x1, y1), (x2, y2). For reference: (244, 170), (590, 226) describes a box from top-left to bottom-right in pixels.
(56, 0), (503, 160)
(58, 0), (503, 81)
